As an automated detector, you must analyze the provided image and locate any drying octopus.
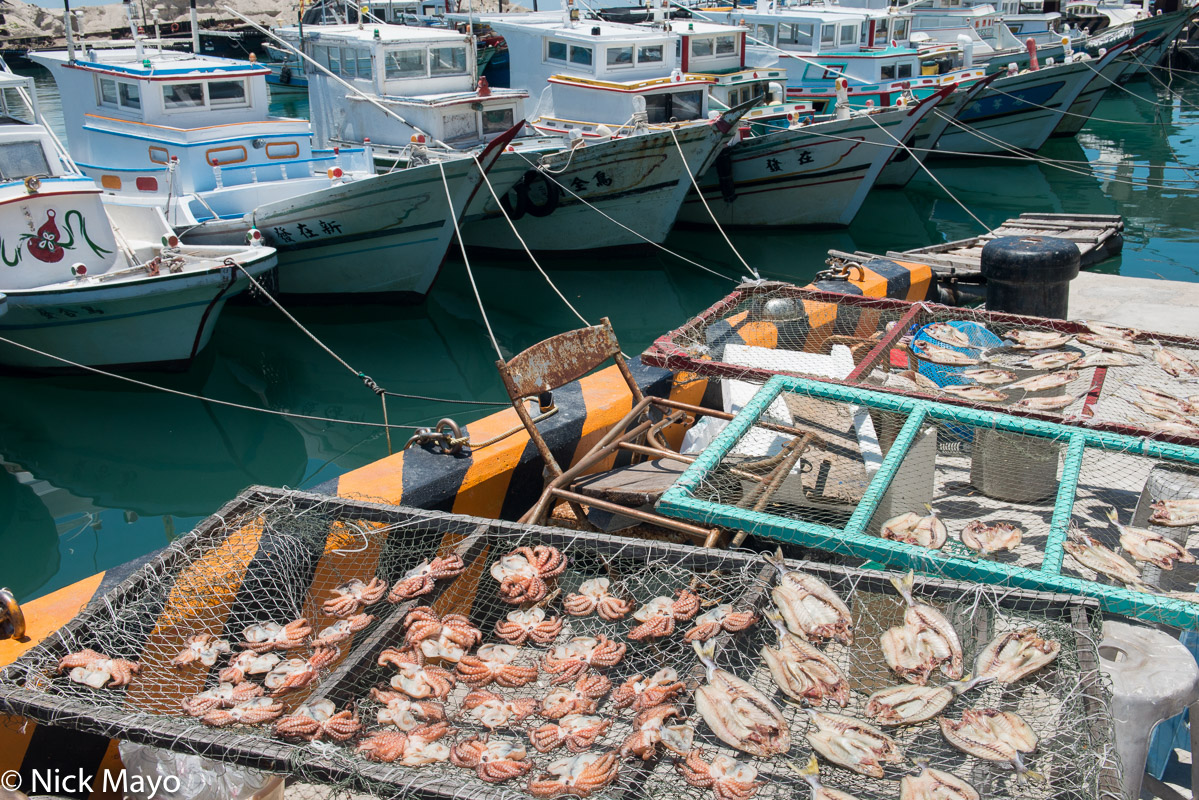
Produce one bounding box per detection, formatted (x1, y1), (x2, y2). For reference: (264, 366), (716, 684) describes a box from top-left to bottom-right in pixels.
(219, 651), (281, 684)
(170, 634), (231, 668)
(57, 649), (141, 689)
(541, 636), (627, 684)
(378, 647), (457, 700)
(370, 688), (447, 731)
(529, 714), (613, 753)
(199, 697), (284, 728)
(240, 618), (313, 653)
(684, 604), (759, 643)
(388, 554), (466, 602)
(619, 703), (695, 761)
(563, 578), (633, 621)
(357, 723), (452, 765)
(312, 614), (374, 647)
(274, 700), (362, 743)
(495, 607), (564, 646)
(628, 590), (701, 641)
(182, 681), (265, 717)
(451, 736), (534, 783)
(527, 752), (620, 798)
(462, 689), (539, 729)
(402, 606), (483, 663)
(263, 645), (340, 696)
(611, 668), (686, 713)
(322, 577), (388, 618)
(539, 674), (613, 719)
(491, 546), (567, 604)
(677, 749), (762, 800)
(456, 643), (540, 688)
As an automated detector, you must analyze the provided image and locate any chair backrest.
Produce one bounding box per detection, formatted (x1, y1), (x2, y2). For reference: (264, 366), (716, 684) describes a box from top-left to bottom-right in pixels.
(496, 317), (642, 477)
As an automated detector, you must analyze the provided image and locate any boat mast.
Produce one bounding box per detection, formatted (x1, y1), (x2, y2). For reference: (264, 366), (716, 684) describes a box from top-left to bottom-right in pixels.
(63, 0), (76, 63)
(191, 0), (201, 52)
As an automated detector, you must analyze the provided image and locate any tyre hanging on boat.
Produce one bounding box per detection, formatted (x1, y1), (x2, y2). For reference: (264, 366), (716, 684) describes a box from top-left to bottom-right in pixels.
(519, 170), (559, 218)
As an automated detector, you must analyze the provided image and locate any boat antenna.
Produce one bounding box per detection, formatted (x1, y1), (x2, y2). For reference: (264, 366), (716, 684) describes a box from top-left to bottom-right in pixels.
(63, 0), (76, 63)
(123, 0), (143, 59)
(191, 0), (200, 53)
(221, 5), (452, 148)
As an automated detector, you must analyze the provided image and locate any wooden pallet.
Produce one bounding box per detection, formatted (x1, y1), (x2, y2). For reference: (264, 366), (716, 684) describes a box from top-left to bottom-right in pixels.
(831, 212), (1124, 276)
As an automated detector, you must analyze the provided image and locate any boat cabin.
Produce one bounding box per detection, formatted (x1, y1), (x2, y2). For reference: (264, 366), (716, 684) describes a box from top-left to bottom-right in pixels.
(279, 24), (528, 148)
(28, 47), (361, 202)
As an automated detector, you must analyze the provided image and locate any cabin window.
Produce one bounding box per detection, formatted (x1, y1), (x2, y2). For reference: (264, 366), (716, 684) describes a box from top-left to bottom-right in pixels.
(753, 24), (775, 45)
(715, 35), (736, 55)
(569, 45), (593, 67)
(643, 90), (702, 123)
(148, 146), (170, 164)
(482, 107), (515, 134)
(386, 49), (426, 78)
(607, 46), (634, 67)
(328, 46), (342, 74)
(206, 146), (247, 166)
(341, 48), (358, 77)
(98, 78), (119, 106)
(881, 64), (895, 79)
(266, 141), (300, 159)
(840, 26), (856, 45)
(98, 77), (141, 111)
(357, 50), (373, 79)
(310, 44), (329, 67)
(876, 18), (890, 39)
(547, 40), (568, 62)
(0, 140), (51, 181)
(691, 37), (713, 58)
(893, 19), (908, 39)
(820, 25), (836, 46)
(430, 46), (468, 74)
(897, 62), (913, 78)
(860, 22), (868, 43)
(163, 83), (205, 109)
(638, 44), (663, 63)
(778, 23), (813, 45)
(119, 83), (142, 109)
(209, 80), (248, 107)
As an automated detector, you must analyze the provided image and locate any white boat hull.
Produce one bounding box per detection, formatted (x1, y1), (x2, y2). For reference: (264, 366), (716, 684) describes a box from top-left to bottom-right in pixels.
(936, 48), (1126, 155)
(679, 93), (947, 228)
(1051, 55), (1139, 137)
(461, 121), (731, 251)
(0, 246), (276, 370)
(877, 80), (995, 188)
(247, 156), (487, 298)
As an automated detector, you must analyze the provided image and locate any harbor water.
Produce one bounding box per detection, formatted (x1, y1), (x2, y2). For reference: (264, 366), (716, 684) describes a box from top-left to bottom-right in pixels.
(3, 62), (1199, 603)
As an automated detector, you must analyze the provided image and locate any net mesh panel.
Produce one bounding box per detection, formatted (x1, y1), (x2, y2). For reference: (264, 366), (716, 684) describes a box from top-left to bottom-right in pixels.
(0, 489), (1119, 800)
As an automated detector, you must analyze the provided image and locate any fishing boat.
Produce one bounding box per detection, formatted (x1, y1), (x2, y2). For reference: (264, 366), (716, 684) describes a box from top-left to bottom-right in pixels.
(29, 11), (521, 300)
(1066, 0), (1199, 76)
(0, 76), (277, 370)
(286, 20), (747, 250)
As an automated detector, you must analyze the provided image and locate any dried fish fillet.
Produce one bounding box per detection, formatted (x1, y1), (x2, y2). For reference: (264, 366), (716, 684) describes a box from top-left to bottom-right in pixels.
(1015, 350), (1081, 370)
(1077, 332), (1140, 354)
(1005, 329), (1073, 349)
(973, 627), (1059, 684)
(898, 370), (939, 391)
(1064, 528), (1146, 587)
(1007, 370), (1077, 393)
(881, 508), (947, 550)
(761, 611), (849, 707)
(692, 640), (789, 758)
(1154, 343), (1199, 379)
(805, 710), (903, 778)
(1077, 351), (1133, 369)
(1085, 321), (1137, 341)
(914, 342), (979, 366)
(1017, 394), (1079, 411)
(962, 368), (1016, 385)
(1151, 498), (1199, 528)
(767, 550), (853, 645)
(940, 709), (1038, 777)
(960, 520), (1023, 555)
(1109, 508), (1195, 569)
(941, 385), (1008, 403)
(864, 676), (992, 726)
(925, 323), (973, 349)
(900, 768), (980, 800)
(795, 756), (864, 800)
(881, 572), (962, 685)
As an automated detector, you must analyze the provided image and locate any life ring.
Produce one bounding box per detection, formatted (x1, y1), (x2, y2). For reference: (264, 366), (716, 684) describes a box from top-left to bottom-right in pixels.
(499, 182), (525, 221)
(280, 65), (292, 85)
(520, 170), (559, 218)
(171, 22), (180, 32)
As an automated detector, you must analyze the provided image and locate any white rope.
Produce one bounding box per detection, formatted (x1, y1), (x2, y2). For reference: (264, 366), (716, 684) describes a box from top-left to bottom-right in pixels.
(668, 126), (759, 280)
(986, 82), (1181, 126)
(1080, 53), (1199, 111)
(510, 150), (741, 284)
(439, 160), (503, 361)
(0, 334), (449, 430)
(472, 155), (591, 328)
(862, 112), (995, 234)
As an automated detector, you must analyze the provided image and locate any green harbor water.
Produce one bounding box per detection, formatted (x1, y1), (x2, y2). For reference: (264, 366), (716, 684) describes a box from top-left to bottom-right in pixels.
(3, 63), (1199, 603)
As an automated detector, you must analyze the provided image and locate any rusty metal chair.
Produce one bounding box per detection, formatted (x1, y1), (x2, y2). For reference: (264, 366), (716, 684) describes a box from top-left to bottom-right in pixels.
(496, 317), (728, 547)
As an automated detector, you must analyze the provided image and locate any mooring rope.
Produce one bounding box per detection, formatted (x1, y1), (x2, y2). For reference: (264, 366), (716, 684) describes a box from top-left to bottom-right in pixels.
(669, 126), (760, 280)
(438, 161), (503, 362)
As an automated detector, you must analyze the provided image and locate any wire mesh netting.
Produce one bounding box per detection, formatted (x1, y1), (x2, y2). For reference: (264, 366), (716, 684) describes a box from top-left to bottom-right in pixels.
(0, 488), (1119, 800)
(658, 375), (1199, 629)
(641, 282), (1199, 448)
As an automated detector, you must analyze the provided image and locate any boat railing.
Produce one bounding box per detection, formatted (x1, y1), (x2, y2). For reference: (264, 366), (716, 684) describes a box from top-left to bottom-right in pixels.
(210, 154), (339, 188)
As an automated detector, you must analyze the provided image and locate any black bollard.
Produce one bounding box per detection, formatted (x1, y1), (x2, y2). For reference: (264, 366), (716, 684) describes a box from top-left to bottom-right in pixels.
(980, 236), (1080, 319)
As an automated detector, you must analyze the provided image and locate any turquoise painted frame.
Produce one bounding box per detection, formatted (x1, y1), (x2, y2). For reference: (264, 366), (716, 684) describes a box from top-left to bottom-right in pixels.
(658, 375), (1199, 629)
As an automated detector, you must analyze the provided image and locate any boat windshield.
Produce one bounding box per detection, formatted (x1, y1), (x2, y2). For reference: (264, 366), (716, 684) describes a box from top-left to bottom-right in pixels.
(0, 140), (51, 181)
